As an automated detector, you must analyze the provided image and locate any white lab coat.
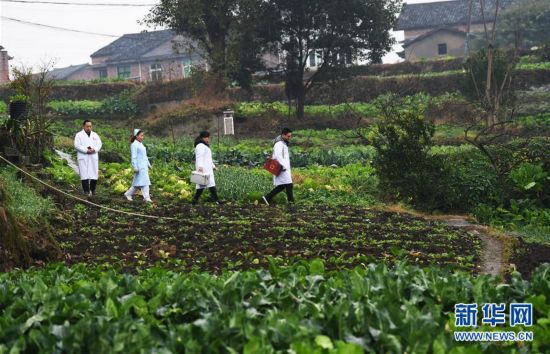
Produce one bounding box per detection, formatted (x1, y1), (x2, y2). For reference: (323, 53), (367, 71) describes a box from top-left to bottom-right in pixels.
(273, 140), (292, 186)
(74, 130), (102, 180)
(195, 142), (216, 189)
(131, 140), (151, 187)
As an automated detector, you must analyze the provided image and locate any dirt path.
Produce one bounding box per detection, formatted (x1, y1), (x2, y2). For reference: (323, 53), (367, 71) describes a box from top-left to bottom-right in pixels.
(55, 150), (79, 174)
(443, 217), (505, 276)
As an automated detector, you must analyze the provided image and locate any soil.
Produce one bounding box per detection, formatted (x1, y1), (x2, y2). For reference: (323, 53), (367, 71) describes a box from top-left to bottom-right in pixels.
(50, 195), (483, 273)
(510, 237), (550, 278)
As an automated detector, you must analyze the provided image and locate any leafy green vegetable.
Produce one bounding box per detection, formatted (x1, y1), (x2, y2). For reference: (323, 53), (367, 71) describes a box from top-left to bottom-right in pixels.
(1, 262), (549, 353)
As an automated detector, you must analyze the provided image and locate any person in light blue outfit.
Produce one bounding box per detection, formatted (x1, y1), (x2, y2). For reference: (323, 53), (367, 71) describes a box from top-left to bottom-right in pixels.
(124, 129), (152, 202)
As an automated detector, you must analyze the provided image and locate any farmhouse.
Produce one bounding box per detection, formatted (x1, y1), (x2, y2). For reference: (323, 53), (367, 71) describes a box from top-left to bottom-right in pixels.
(396, 0), (515, 61)
(50, 29), (285, 83)
(49, 30), (206, 82)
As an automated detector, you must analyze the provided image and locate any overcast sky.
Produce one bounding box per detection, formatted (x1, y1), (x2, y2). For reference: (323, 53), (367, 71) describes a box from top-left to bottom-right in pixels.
(0, 0), (449, 70)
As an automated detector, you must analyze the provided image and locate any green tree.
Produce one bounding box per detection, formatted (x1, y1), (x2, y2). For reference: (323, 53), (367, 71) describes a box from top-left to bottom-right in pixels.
(496, 0), (550, 49)
(270, 0), (401, 119)
(143, 0), (276, 90)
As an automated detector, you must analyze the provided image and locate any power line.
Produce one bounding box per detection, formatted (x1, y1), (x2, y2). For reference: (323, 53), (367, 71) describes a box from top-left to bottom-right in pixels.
(0, 0), (156, 6)
(1, 16), (120, 37)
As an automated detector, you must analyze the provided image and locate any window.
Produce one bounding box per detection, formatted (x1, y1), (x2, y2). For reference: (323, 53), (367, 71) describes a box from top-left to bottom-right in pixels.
(438, 43), (447, 55)
(309, 50), (316, 67)
(98, 68), (107, 78)
(150, 63), (162, 81)
(117, 65), (131, 79)
(316, 50), (323, 66)
(308, 50), (324, 68)
(182, 58), (193, 78)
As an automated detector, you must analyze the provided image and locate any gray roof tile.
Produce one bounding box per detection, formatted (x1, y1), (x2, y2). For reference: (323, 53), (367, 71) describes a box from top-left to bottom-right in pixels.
(396, 0), (515, 31)
(48, 63), (90, 80)
(90, 29), (176, 62)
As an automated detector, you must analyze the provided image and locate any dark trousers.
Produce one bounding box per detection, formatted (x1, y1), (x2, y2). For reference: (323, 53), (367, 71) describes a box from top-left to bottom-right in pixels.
(192, 186), (219, 203)
(81, 179), (97, 194)
(265, 183), (294, 203)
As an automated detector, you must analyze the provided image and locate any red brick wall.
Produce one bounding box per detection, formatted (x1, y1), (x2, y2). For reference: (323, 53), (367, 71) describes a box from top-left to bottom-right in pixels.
(0, 51), (10, 84)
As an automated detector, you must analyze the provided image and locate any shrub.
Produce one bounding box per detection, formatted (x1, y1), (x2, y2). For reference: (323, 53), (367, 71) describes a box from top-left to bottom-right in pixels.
(431, 146), (500, 211)
(369, 93), (450, 210)
(100, 90), (138, 116)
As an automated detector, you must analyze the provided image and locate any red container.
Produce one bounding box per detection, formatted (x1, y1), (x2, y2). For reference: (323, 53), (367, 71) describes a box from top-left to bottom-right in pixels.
(263, 158), (282, 176)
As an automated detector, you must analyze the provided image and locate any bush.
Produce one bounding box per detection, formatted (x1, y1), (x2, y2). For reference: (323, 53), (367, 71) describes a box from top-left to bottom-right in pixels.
(471, 140), (550, 234)
(100, 90), (138, 116)
(431, 146), (500, 211)
(369, 93), (450, 210)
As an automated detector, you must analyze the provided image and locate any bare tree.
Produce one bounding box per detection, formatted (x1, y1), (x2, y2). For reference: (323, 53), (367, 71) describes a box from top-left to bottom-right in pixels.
(462, 0), (522, 175)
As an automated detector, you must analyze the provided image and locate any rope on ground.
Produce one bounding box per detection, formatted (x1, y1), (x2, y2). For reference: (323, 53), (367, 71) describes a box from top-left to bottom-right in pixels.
(0, 154), (177, 220)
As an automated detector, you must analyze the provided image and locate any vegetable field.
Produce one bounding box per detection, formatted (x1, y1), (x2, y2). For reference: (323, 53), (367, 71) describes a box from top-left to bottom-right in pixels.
(2, 262), (550, 353)
(53, 201), (481, 272)
(1, 105), (549, 353)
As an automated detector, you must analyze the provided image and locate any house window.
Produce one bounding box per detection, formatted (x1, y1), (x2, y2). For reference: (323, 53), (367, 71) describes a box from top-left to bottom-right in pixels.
(309, 50), (316, 67)
(150, 63), (163, 81)
(98, 69), (107, 78)
(308, 50), (324, 68)
(182, 58), (193, 78)
(438, 43), (447, 55)
(117, 65), (131, 79)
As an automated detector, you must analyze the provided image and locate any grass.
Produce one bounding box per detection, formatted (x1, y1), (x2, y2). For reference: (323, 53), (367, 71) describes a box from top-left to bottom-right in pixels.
(516, 61), (550, 71)
(0, 167), (54, 224)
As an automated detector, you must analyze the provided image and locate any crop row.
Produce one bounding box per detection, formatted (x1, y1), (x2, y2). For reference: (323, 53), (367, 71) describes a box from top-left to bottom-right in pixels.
(1, 261), (549, 353)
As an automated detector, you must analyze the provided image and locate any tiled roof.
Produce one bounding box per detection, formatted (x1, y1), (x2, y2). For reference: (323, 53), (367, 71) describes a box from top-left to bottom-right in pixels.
(90, 29), (176, 62)
(396, 0), (515, 31)
(48, 63), (90, 80)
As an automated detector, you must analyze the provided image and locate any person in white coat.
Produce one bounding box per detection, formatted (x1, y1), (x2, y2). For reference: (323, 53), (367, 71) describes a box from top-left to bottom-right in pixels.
(262, 128), (294, 206)
(74, 120), (102, 196)
(191, 131), (223, 205)
(124, 129), (153, 203)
